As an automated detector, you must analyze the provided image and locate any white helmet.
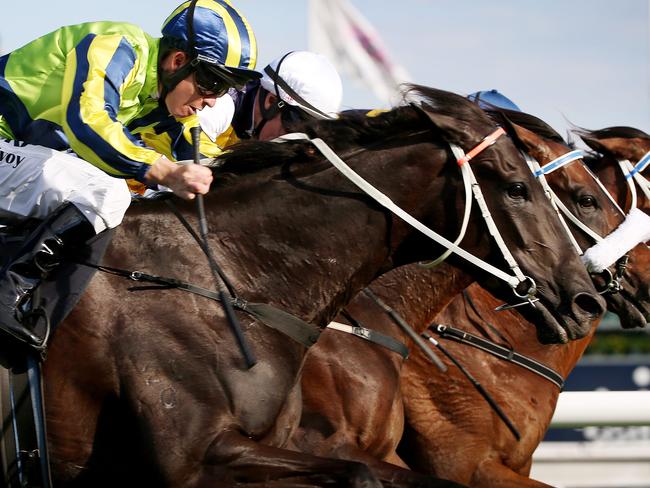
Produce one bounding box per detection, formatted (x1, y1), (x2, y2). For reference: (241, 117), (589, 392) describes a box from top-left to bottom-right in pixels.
(260, 51), (342, 120)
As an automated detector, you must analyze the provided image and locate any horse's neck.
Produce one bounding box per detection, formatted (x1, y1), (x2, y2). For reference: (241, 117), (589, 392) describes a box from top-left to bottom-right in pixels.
(369, 264), (475, 337)
(449, 284), (596, 378)
(120, 143), (448, 327)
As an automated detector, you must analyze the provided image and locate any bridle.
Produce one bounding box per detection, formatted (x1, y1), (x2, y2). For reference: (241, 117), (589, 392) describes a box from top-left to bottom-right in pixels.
(614, 150), (650, 213)
(278, 121), (542, 310)
(526, 148), (636, 295)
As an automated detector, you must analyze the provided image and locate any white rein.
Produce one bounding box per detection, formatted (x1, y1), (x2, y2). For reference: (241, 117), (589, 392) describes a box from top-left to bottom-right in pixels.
(278, 130), (537, 302)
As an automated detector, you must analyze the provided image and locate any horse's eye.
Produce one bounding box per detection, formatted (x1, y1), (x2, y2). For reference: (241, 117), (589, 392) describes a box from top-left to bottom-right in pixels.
(507, 183), (528, 200)
(578, 195), (597, 209)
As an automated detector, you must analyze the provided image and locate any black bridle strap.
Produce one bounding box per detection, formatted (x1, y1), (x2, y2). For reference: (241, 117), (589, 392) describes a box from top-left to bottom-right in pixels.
(421, 330), (522, 442)
(79, 262), (321, 348)
(429, 323), (564, 390)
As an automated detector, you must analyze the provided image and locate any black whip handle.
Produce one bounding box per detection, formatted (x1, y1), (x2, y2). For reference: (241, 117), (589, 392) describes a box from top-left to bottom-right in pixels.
(191, 126), (257, 368)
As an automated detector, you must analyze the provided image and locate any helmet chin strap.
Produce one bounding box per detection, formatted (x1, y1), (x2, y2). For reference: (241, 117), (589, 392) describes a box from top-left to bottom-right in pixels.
(253, 52), (294, 138)
(158, 0), (199, 109)
(253, 88), (284, 138)
(158, 60), (195, 109)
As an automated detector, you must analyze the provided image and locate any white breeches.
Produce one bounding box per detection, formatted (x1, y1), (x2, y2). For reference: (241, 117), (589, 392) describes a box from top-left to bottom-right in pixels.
(0, 139), (131, 233)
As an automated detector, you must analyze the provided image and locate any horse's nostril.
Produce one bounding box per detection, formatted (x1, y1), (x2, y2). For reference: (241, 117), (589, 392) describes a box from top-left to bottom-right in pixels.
(573, 292), (606, 319)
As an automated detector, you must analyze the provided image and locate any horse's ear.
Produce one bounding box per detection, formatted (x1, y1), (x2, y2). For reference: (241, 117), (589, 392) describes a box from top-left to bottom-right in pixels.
(412, 104), (475, 146)
(487, 111), (527, 151)
(577, 133), (612, 157)
(508, 121), (554, 163)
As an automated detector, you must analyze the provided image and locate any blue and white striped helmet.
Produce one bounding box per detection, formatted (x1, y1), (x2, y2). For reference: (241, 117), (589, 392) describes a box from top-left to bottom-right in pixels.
(162, 0), (260, 82)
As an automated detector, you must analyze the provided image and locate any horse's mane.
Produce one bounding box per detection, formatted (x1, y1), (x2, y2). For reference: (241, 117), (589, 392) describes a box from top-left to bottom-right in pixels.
(213, 84), (493, 177)
(573, 126), (650, 141)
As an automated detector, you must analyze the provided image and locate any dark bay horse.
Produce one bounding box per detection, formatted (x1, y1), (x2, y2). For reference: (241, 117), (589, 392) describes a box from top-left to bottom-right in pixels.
(293, 110), (646, 485)
(40, 87), (602, 487)
(398, 115), (650, 486)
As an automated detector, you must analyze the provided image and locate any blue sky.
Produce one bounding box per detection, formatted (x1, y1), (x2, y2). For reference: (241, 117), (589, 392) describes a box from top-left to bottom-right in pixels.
(2, 0), (648, 139)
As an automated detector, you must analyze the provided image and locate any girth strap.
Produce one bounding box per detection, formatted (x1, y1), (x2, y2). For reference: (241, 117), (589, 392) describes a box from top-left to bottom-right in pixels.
(82, 264), (321, 349)
(430, 323), (564, 389)
(327, 321), (409, 359)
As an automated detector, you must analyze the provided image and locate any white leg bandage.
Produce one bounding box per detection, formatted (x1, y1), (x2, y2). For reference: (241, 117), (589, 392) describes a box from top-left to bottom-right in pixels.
(0, 139), (131, 233)
(581, 208), (650, 273)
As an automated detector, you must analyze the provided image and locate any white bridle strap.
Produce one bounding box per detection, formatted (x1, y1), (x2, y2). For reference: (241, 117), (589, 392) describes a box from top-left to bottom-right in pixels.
(619, 151), (650, 208)
(530, 149), (605, 243)
(277, 132), (522, 288)
(448, 142), (528, 284)
(618, 160), (639, 211)
(420, 154), (472, 268)
(524, 153), (583, 254)
(533, 149), (585, 177)
(422, 128), (507, 268)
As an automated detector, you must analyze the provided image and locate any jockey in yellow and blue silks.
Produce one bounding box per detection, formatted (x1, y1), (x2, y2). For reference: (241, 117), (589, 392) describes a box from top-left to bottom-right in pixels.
(0, 0), (261, 350)
(0, 0), (258, 184)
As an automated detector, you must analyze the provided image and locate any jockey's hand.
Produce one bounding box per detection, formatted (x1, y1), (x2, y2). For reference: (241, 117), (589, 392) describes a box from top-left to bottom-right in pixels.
(145, 157), (213, 200)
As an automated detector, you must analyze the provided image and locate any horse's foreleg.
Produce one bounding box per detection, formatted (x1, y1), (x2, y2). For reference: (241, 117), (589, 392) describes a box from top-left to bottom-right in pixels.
(192, 430), (382, 487)
(289, 429), (462, 487)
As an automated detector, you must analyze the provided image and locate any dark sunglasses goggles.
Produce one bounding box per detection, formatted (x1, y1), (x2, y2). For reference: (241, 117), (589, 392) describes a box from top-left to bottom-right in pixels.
(192, 56), (257, 98)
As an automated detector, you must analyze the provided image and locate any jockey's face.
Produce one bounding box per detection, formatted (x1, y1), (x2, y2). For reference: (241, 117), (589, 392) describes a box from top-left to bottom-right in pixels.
(161, 51), (218, 118)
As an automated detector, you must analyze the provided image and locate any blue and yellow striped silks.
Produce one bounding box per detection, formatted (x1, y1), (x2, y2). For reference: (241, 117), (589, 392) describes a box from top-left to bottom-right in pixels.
(0, 21), (164, 181)
(162, 0), (257, 71)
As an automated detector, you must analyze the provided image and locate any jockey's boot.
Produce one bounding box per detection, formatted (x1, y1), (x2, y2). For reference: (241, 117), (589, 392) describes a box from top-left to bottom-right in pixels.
(0, 203), (95, 349)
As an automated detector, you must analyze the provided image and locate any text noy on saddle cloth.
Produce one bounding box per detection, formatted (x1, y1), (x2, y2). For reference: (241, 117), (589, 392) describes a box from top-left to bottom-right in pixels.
(0, 0), (345, 356)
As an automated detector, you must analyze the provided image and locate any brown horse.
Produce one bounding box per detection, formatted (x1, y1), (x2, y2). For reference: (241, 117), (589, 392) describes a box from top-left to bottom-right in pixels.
(39, 87), (602, 487)
(574, 126), (650, 326)
(290, 109), (628, 470)
(293, 110), (648, 486)
(398, 114), (650, 486)
(291, 263), (471, 466)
